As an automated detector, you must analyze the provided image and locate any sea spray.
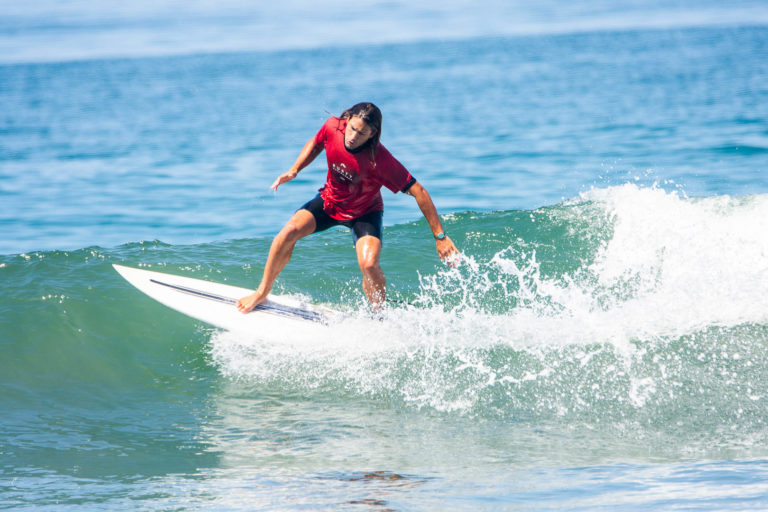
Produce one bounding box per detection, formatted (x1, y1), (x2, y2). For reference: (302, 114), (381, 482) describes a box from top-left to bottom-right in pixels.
(206, 186), (768, 460)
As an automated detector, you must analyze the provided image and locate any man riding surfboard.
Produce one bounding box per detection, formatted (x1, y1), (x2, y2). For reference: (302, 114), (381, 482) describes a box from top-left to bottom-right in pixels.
(237, 102), (458, 312)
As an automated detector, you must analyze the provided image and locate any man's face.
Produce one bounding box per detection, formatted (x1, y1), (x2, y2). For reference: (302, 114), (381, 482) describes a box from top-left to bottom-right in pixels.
(344, 116), (376, 151)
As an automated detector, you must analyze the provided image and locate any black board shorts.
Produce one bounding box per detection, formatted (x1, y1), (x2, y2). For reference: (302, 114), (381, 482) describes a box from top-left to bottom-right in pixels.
(299, 194), (383, 245)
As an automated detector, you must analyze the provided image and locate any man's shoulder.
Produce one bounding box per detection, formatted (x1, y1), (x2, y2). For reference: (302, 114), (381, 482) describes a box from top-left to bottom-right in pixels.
(319, 117), (345, 140)
(374, 143), (403, 169)
(316, 117), (343, 147)
(322, 116), (344, 129)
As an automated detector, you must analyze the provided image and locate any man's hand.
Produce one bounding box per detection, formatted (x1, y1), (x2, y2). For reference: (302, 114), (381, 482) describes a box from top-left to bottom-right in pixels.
(436, 236), (460, 266)
(271, 168), (299, 191)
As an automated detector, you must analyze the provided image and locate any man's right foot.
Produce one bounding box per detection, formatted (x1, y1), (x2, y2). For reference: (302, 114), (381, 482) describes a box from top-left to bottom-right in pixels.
(236, 290), (268, 313)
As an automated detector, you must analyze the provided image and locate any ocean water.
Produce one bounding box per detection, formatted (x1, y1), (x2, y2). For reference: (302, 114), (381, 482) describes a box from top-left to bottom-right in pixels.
(2, 1), (768, 510)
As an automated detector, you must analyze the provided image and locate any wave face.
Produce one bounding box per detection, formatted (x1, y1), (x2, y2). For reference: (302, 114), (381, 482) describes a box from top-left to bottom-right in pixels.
(5, 185), (767, 467)
(207, 186), (768, 457)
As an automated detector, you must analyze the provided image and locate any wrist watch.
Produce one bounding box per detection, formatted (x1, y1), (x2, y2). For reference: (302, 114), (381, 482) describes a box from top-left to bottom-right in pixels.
(434, 232), (446, 240)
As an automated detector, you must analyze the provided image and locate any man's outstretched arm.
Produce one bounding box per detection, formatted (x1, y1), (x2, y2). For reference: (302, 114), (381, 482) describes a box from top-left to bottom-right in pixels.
(405, 181), (459, 263)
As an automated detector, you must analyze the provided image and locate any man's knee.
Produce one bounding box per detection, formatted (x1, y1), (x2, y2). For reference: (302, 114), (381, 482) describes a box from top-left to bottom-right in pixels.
(279, 215), (314, 243)
(280, 222), (304, 242)
(356, 236), (382, 273)
(358, 254), (381, 274)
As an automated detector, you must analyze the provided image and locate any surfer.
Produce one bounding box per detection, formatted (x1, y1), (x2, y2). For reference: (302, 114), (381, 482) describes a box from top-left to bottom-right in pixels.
(237, 102), (459, 312)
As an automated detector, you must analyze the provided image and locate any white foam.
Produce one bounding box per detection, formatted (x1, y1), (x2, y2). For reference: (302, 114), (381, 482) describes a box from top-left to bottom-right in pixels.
(580, 185), (768, 337)
(208, 186), (768, 413)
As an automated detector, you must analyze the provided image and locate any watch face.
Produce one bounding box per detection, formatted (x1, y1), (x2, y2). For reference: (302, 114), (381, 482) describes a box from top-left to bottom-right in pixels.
(437, 232), (445, 240)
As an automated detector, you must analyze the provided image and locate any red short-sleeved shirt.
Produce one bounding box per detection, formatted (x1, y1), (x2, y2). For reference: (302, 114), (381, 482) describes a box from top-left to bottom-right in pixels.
(314, 117), (414, 220)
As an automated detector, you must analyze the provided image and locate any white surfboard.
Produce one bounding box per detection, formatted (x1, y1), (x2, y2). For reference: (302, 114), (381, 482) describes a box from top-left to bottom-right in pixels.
(113, 264), (336, 333)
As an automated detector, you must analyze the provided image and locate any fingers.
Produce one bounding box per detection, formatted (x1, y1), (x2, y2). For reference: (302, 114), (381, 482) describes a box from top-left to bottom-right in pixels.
(437, 238), (461, 267)
(271, 171), (298, 191)
(442, 250), (460, 267)
(271, 174), (288, 190)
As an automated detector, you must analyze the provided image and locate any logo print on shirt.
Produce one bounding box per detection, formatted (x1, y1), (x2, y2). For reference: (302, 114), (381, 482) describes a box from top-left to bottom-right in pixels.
(331, 163), (356, 184)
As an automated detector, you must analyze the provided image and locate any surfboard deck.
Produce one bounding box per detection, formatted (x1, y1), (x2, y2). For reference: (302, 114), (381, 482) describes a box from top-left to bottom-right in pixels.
(113, 264), (335, 333)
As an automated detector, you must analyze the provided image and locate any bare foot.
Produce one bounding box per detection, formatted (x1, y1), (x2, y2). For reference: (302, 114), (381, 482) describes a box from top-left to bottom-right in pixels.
(236, 289), (268, 313)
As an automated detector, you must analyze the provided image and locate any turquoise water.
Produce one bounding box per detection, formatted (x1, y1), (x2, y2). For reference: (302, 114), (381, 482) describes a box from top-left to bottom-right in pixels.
(2, 2), (768, 510)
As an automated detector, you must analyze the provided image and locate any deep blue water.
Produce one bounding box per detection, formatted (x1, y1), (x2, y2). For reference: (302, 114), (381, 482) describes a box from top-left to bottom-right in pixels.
(2, 2), (768, 510)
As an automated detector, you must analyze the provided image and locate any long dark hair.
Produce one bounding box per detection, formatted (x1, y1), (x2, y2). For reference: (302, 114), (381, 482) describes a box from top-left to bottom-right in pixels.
(340, 102), (382, 166)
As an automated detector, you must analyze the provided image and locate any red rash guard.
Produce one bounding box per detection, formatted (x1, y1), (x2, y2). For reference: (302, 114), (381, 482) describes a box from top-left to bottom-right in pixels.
(314, 117), (414, 221)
